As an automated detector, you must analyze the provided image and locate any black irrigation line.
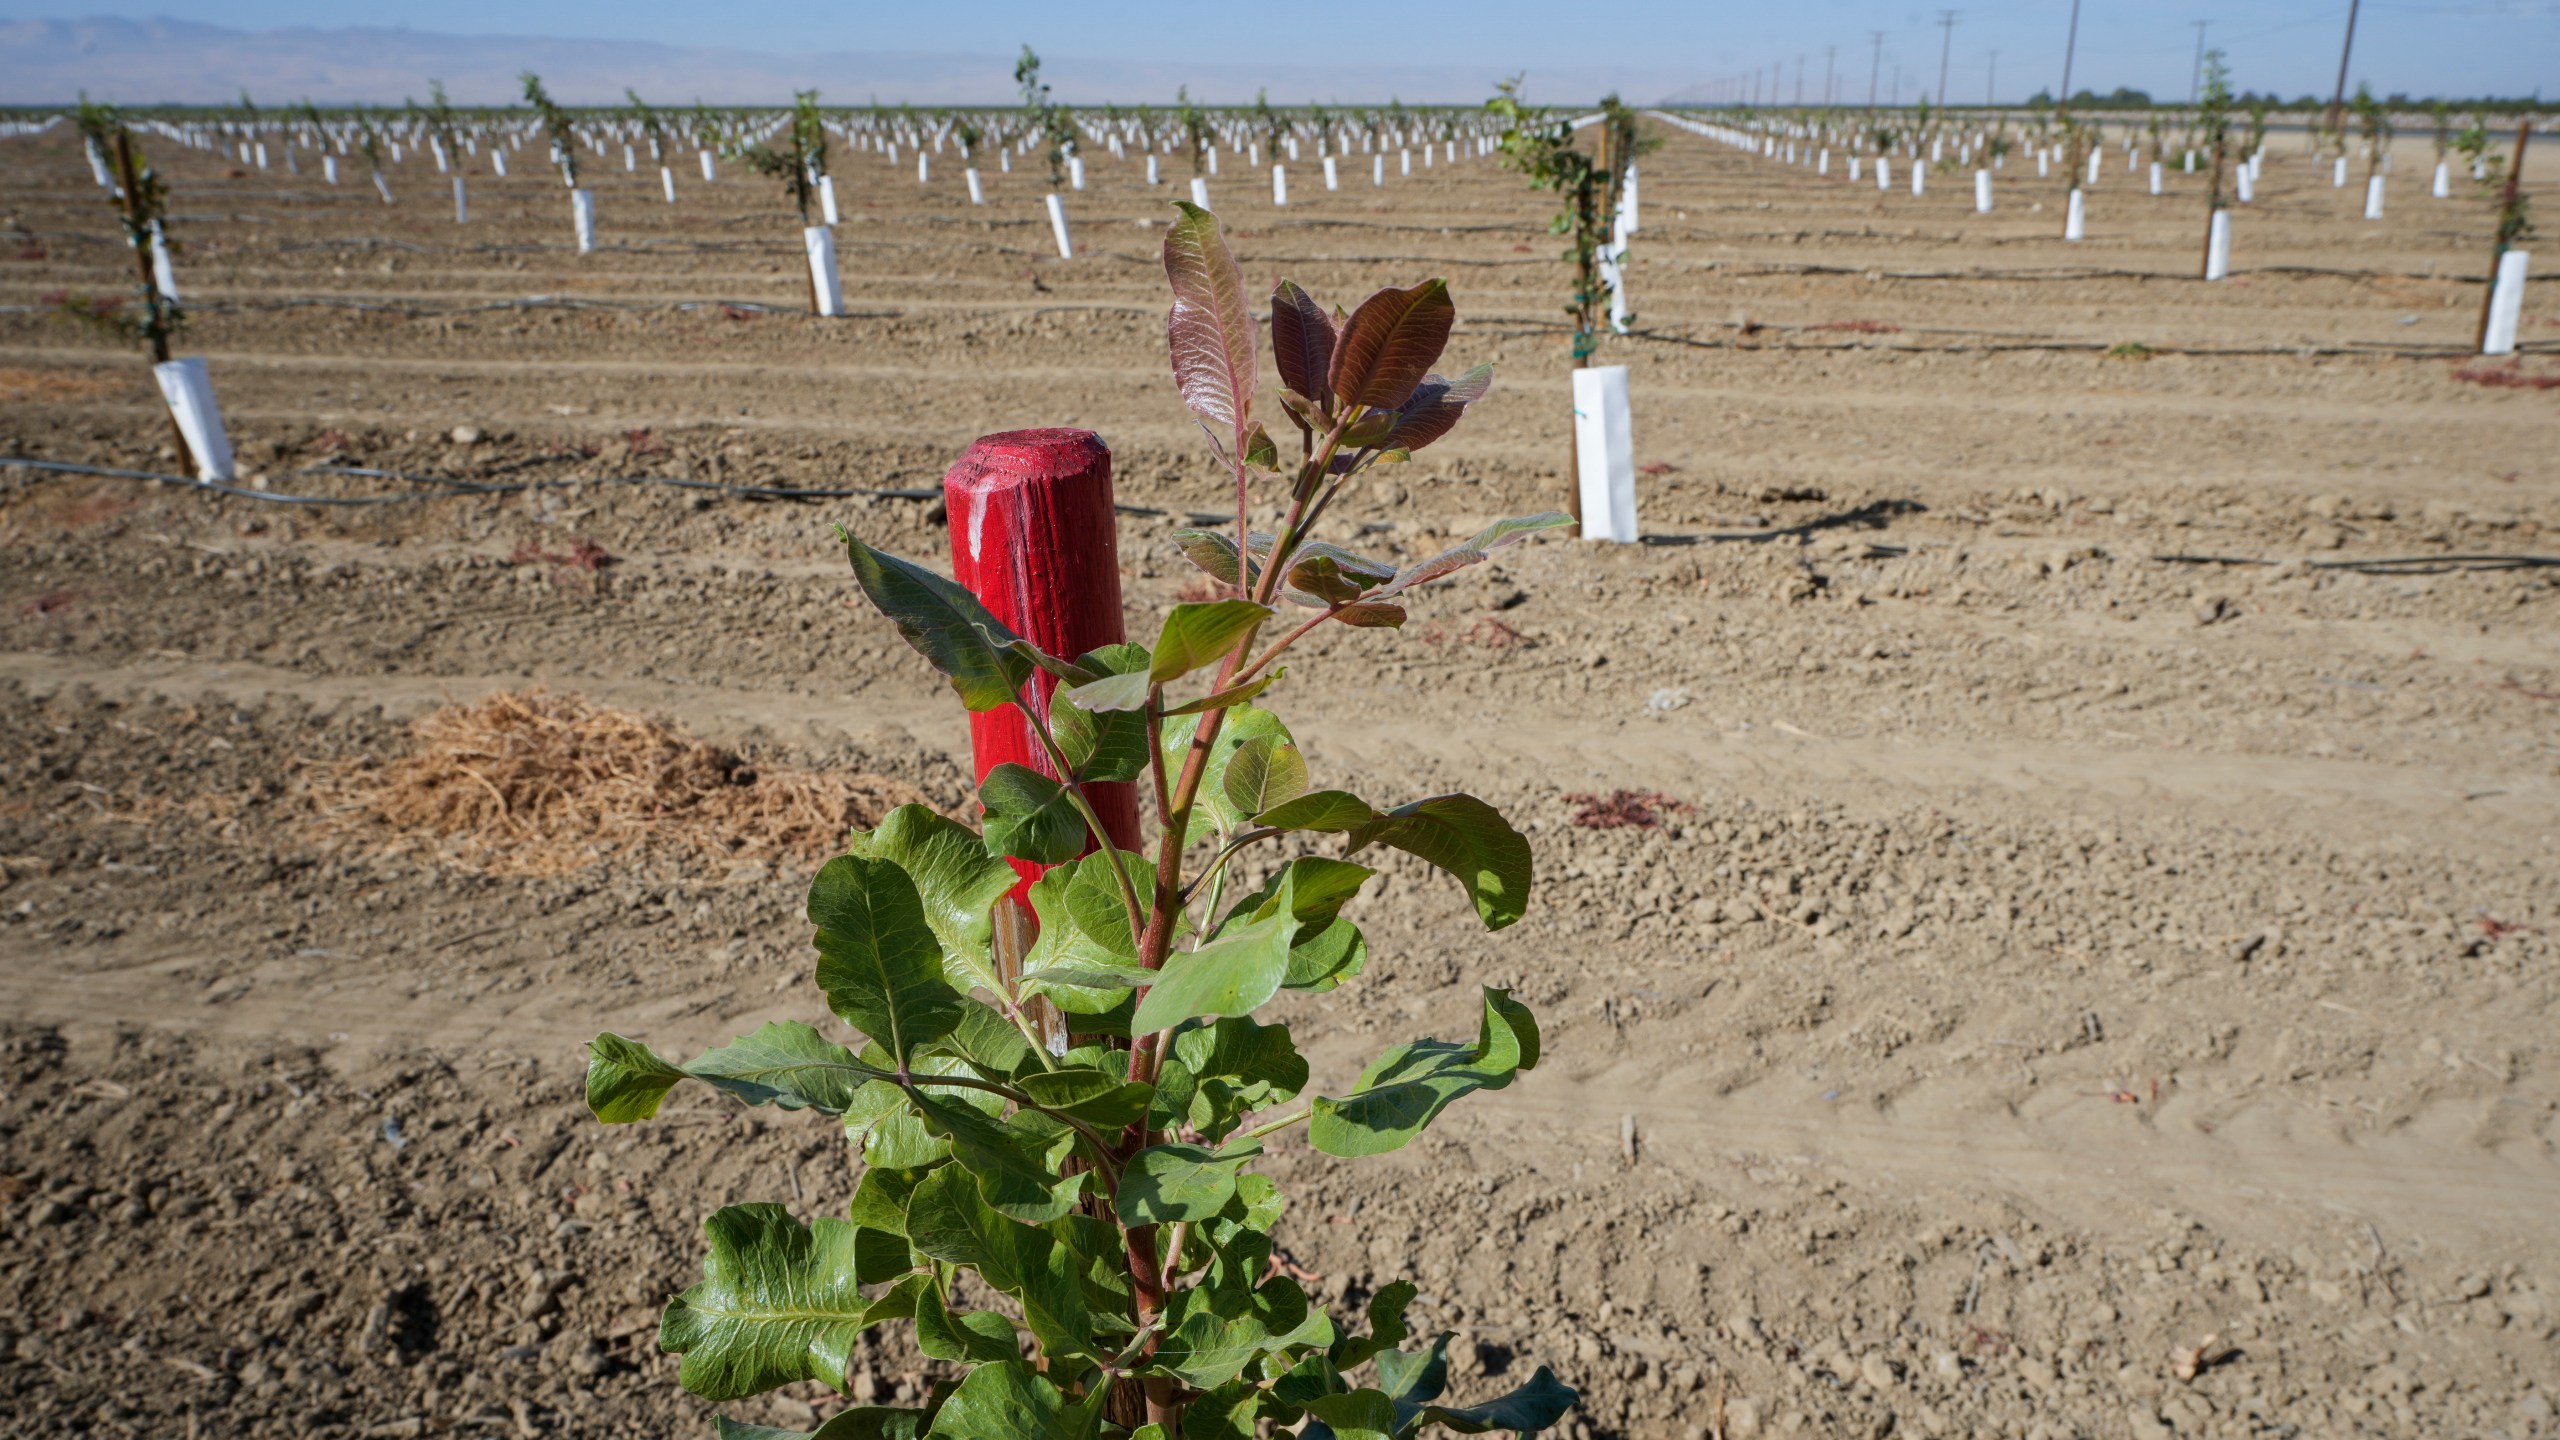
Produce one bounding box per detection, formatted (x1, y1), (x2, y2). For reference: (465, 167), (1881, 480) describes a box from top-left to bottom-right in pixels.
(2153, 552), (2560, 575)
(1465, 315), (2559, 360)
(1704, 261), (2556, 286)
(2, 455), (1233, 525)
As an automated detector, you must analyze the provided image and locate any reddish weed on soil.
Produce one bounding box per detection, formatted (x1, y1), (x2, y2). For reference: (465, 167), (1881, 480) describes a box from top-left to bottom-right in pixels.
(509, 537), (615, 571)
(1564, 789), (1696, 830)
(2452, 361), (2560, 391)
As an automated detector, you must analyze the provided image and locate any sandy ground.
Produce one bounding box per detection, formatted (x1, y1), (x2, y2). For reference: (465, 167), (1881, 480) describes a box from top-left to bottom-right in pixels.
(2, 117), (2558, 1440)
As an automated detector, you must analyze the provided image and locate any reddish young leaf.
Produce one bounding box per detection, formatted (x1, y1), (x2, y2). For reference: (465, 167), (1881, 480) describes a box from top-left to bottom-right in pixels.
(1329, 279), (1454, 412)
(1270, 280), (1337, 407)
(1381, 363), (1495, 454)
(1162, 202), (1257, 432)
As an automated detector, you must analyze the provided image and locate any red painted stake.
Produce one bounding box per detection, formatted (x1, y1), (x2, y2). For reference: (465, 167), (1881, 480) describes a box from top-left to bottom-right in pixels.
(942, 427), (1143, 897)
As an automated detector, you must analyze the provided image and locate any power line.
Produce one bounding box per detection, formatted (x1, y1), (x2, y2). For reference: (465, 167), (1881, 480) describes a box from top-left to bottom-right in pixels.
(2189, 20), (2212, 103)
(2059, 0), (2084, 111)
(1936, 10), (1960, 107)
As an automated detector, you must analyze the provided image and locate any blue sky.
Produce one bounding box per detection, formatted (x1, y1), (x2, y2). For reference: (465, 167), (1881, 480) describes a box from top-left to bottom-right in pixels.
(11, 2), (2557, 101)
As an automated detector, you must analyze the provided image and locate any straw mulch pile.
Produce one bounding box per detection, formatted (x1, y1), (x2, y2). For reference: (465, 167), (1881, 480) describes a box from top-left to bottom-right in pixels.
(309, 689), (933, 876)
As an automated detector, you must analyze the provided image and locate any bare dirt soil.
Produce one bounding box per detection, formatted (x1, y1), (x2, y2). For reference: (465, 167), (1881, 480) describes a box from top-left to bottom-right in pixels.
(3, 121), (2557, 1440)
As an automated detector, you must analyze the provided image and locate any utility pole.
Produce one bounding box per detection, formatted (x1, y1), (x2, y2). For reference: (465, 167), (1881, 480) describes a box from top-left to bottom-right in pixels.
(1987, 50), (1999, 106)
(1826, 45), (1838, 105)
(2058, 0), (2084, 115)
(1869, 31), (1885, 109)
(2324, 0), (2362, 137)
(1936, 11), (1959, 108)
(2189, 20), (2211, 104)
(1796, 55), (1806, 107)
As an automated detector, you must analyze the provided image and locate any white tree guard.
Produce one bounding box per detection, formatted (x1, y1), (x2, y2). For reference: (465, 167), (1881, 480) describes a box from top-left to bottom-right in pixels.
(805, 226), (844, 317)
(154, 358), (235, 482)
(1045, 193), (1073, 259)
(2206, 211), (2231, 281)
(1573, 366), (1638, 544)
(2482, 250), (2530, 356)
(572, 189), (597, 254)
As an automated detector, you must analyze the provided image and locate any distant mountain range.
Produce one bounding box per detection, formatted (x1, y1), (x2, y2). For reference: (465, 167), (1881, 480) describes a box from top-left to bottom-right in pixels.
(0, 16), (1698, 106)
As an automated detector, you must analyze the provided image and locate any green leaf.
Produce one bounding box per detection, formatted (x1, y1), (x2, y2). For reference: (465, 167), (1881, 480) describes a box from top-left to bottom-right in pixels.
(1116, 1138), (1263, 1226)
(848, 805), (1017, 999)
(714, 1408), (929, 1440)
(851, 1225), (917, 1287)
(1215, 857), (1374, 994)
(1328, 279), (1453, 412)
(1152, 599), (1272, 684)
(979, 763), (1089, 866)
(842, 535), (1033, 713)
(660, 1205), (875, 1402)
(1161, 705), (1293, 844)
(810, 855), (967, 1067)
(930, 999), (1035, 1077)
(586, 1026), (891, 1123)
(914, 1281), (1019, 1364)
(1173, 1015), (1309, 1105)
(925, 1360), (1105, 1440)
(1302, 1390), (1398, 1440)
(1346, 794), (1532, 931)
(1270, 278), (1338, 407)
(1308, 988), (1541, 1158)
(846, 1162), (928, 1237)
(1152, 1271), (1332, 1392)
(1242, 422), (1280, 469)
(1253, 789), (1377, 833)
(583, 1032), (690, 1122)
(1375, 1333), (1450, 1412)
(1128, 895), (1295, 1035)
(1161, 673), (1278, 717)
(1171, 1015), (1309, 1138)
(1016, 1067), (1156, 1128)
(1221, 734), (1308, 818)
(1061, 668), (1152, 714)
(1410, 1368), (1580, 1434)
(1330, 1279), (1415, 1372)
(1163, 201), (1258, 434)
(1169, 528), (1263, 590)
(1018, 851), (1167, 1014)
(1375, 513), (1572, 599)
(904, 1168), (1098, 1364)
(905, 1087), (1082, 1224)
(1051, 643), (1151, 781)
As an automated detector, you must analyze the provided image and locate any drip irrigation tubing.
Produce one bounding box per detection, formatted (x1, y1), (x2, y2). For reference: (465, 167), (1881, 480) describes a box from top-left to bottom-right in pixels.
(1474, 317), (2558, 360)
(2, 455), (1232, 524)
(2151, 553), (2559, 575)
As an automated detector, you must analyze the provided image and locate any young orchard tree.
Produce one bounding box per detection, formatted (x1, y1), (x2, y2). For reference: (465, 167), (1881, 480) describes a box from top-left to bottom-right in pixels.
(581, 202), (1577, 1437)
(424, 80), (461, 164)
(2243, 96), (2271, 161)
(2351, 83), (2390, 184)
(1016, 46), (1077, 190)
(2196, 51), (2234, 277)
(354, 112), (391, 202)
(1487, 82), (1648, 371)
(627, 88), (669, 162)
(1178, 87), (1210, 176)
(2474, 120), (2535, 349)
(738, 90), (828, 226)
(521, 71), (579, 186)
